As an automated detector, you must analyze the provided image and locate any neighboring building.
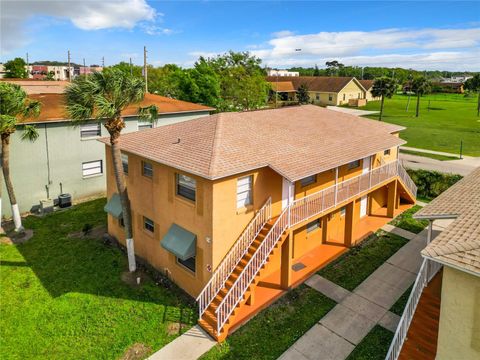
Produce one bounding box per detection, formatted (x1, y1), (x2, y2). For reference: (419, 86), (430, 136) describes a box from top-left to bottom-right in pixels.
(440, 75), (472, 83)
(102, 105), (417, 340)
(1, 92), (214, 218)
(386, 167), (480, 360)
(358, 79), (381, 101)
(0, 79), (69, 94)
(267, 69), (300, 77)
(266, 76), (367, 106)
(432, 81), (465, 93)
(0, 63), (6, 78)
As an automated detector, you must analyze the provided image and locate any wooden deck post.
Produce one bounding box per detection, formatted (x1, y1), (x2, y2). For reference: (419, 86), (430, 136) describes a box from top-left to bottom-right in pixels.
(344, 201), (355, 247)
(387, 181), (398, 218)
(280, 230), (293, 289)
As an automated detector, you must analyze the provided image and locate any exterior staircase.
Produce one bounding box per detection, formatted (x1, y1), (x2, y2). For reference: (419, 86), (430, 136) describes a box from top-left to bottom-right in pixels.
(197, 160), (418, 341)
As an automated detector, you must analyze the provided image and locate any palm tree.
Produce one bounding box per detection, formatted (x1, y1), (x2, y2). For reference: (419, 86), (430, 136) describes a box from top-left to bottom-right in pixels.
(0, 82), (41, 232)
(64, 69), (157, 272)
(371, 77), (397, 121)
(411, 76), (431, 117)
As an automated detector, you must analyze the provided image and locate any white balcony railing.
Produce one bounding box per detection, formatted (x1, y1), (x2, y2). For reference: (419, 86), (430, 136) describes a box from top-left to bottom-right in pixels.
(196, 197), (272, 317)
(213, 160), (414, 336)
(385, 258), (442, 360)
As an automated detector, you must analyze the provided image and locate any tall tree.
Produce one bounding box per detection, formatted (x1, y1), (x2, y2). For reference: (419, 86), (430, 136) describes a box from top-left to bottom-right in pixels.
(411, 76), (432, 117)
(0, 82), (41, 231)
(313, 64), (320, 76)
(297, 83), (310, 104)
(371, 77), (397, 121)
(325, 60), (344, 76)
(4, 58), (28, 78)
(65, 69), (157, 272)
(464, 74), (480, 116)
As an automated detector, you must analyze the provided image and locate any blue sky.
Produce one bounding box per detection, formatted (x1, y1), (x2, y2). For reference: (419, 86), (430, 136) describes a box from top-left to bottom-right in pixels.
(1, 1), (479, 70)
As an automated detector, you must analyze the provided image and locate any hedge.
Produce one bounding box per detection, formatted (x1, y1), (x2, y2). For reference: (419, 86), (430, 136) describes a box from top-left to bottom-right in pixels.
(406, 169), (463, 200)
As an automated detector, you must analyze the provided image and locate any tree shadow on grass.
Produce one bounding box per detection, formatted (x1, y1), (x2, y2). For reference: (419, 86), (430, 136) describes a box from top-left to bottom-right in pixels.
(3, 198), (195, 318)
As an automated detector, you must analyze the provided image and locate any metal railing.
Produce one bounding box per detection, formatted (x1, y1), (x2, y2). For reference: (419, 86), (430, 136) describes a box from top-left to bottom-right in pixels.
(385, 258), (442, 360)
(396, 163), (417, 198)
(196, 197), (272, 317)
(203, 160), (416, 336)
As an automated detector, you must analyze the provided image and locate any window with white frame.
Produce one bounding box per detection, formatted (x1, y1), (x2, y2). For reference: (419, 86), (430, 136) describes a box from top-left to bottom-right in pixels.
(237, 175), (253, 208)
(328, 94), (333, 101)
(121, 153), (128, 174)
(80, 123), (101, 139)
(82, 160), (102, 177)
(300, 175), (316, 187)
(143, 216), (154, 232)
(177, 174), (196, 202)
(138, 121), (153, 131)
(177, 256), (196, 273)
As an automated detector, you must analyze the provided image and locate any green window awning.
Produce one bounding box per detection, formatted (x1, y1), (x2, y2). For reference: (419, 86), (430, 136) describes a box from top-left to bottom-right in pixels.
(161, 224), (196, 261)
(104, 193), (123, 219)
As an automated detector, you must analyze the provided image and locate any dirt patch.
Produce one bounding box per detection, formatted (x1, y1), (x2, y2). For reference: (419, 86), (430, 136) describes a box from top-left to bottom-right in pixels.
(119, 343), (151, 360)
(121, 269), (151, 288)
(166, 322), (181, 336)
(0, 229), (34, 244)
(68, 225), (106, 239)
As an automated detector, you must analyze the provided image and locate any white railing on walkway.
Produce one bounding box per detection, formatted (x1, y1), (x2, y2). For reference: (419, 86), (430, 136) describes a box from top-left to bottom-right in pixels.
(196, 197), (272, 317)
(385, 258), (442, 360)
(396, 163), (417, 198)
(203, 160), (416, 336)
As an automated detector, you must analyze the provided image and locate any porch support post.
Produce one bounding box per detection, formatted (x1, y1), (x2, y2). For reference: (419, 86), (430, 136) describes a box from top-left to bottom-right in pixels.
(427, 220), (433, 244)
(280, 230), (293, 290)
(344, 202), (355, 247)
(334, 167), (339, 205)
(387, 180), (397, 218)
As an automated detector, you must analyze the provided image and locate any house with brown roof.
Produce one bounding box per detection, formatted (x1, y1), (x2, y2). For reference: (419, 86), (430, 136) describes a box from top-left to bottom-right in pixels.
(267, 76), (367, 106)
(358, 79), (381, 101)
(101, 105), (418, 341)
(386, 167), (480, 360)
(1, 88), (214, 219)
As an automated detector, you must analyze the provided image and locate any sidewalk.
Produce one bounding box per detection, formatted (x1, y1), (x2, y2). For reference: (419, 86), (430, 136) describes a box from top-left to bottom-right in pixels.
(278, 222), (450, 360)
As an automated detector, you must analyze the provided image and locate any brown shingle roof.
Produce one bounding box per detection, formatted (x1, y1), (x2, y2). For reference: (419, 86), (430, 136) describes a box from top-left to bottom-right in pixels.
(359, 80), (374, 91)
(416, 167), (480, 275)
(101, 105), (405, 182)
(265, 76), (366, 93)
(269, 81), (296, 92)
(19, 93), (214, 124)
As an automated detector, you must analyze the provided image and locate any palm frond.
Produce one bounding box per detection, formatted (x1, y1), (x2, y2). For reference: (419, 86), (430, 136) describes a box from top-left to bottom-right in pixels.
(138, 105), (159, 124)
(20, 125), (39, 142)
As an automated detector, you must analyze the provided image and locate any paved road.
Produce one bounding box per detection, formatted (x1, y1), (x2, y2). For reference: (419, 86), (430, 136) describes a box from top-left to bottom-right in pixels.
(399, 153), (479, 176)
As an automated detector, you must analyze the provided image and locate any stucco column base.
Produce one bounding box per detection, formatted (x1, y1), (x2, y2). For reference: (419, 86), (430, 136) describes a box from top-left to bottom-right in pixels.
(281, 231), (293, 289)
(126, 238), (137, 272)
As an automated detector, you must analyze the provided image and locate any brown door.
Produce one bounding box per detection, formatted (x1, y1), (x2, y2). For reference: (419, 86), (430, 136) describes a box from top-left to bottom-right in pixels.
(327, 207), (346, 244)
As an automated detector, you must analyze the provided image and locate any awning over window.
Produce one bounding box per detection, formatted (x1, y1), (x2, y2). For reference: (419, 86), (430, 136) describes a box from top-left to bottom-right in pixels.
(161, 224), (196, 261)
(104, 193), (123, 219)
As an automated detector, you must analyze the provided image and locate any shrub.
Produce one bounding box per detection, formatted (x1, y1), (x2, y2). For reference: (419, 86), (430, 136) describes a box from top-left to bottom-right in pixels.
(407, 169), (462, 200)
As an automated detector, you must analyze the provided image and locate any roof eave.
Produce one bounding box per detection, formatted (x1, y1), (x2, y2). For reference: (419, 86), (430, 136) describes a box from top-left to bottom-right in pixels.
(421, 252), (480, 278)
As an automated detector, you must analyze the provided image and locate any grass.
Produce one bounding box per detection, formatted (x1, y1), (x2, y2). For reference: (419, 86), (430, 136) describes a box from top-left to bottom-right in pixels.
(360, 93), (480, 156)
(389, 205), (429, 234)
(318, 231), (409, 291)
(346, 325), (394, 360)
(199, 285), (336, 360)
(0, 199), (196, 360)
(399, 149), (459, 161)
(390, 285), (413, 316)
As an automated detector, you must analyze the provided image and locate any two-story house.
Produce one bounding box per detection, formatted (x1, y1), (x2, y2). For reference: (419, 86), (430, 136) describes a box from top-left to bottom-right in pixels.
(102, 105), (417, 341)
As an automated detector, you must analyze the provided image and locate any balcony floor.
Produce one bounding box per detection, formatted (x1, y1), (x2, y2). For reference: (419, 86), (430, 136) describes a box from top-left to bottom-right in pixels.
(228, 205), (411, 334)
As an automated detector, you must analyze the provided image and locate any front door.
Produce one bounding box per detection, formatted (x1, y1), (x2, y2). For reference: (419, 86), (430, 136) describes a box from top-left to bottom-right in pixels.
(360, 195), (368, 218)
(282, 178), (294, 210)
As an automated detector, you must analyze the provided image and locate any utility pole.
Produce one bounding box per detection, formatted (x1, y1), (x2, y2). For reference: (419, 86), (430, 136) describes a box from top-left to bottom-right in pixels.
(67, 49), (71, 82)
(144, 46), (148, 93)
(130, 57), (133, 76)
(83, 58), (86, 67)
(102, 56), (105, 67)
(361, 67), (364, 80)
(26, 52), (29, 78)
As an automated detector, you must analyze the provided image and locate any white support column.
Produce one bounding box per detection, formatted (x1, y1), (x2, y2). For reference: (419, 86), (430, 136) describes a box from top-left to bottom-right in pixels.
(427, 220), (433, 244)
(334, 167), (339, 205)
(126, 238), (137, 272)
(12, 204), (23, 232)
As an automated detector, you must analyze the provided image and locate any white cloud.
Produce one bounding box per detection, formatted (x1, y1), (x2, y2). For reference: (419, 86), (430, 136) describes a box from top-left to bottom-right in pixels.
(1, 0), (157, 52)
(271, 30), (295, 38)
(253, 27), (480, 70)
(141, 24), (175, 36)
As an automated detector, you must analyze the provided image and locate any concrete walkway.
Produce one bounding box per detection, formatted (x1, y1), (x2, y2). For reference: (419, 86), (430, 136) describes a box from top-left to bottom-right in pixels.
(326, 106), (379, 117)
(278, 223), (450, 360)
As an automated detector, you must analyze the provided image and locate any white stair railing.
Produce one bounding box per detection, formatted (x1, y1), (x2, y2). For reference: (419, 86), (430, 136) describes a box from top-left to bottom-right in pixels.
(397, 163), (417, 198)
(197, 197), (272, 317)
(385, 258), (442, 360)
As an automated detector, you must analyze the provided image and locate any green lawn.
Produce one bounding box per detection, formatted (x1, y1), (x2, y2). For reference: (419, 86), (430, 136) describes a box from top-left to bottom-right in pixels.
(390, 285), (413, 316)
(360, 93), (480, 156)
(389, 205), (429, 234)
(318, 231), (409, 291)
(0, 199), (196, 360)
(399, 149), (459, 161)
(346, 325), (394, 360)
(200, 285), (336, 360)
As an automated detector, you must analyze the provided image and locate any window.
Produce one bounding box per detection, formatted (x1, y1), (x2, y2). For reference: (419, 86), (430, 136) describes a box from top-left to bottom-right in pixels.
(340, 207), (346, 217)
(300, 175), (316, 187)
(80, 123), (101, 138)
(138, 121), (153, 131)
(343, 94), (346, 101)
(306, 219), (321, 233)
(143, 217), (154, 232)
(348, 160), (361, 170)
(119, 217), (125, 227)
(142, 161), (153, 178)
(121, 153), (128, 174)
(316, 93), (320, 100)
(237, 175), (253, 208)
(177, 174), (196, 202)
(82, 160), (102, 177)
(384, 149), (391, 156)
(177, 256), (196, 273)
(328, 94), (333, 101)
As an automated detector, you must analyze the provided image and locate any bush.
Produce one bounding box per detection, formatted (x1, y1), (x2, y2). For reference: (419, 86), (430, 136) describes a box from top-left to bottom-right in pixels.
(407, 169), (462, 200)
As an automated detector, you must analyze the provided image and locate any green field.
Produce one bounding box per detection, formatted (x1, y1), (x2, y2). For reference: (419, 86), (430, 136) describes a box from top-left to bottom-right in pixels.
(0, 199), (196, 359)
(360, 93), (480, 156)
